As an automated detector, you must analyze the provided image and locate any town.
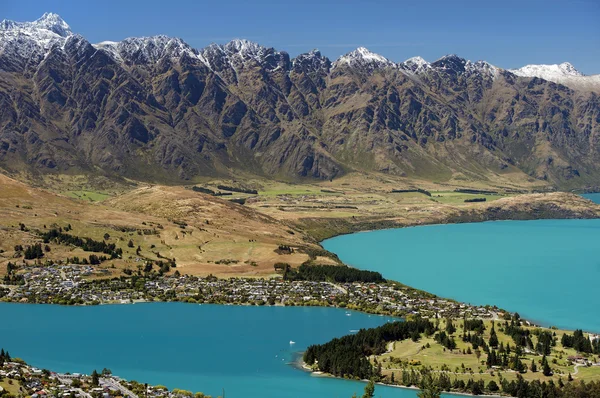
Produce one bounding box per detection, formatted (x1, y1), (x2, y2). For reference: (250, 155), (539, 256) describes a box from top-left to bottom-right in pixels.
(0, 264), (499, 320)
(0, 355), (215, 398)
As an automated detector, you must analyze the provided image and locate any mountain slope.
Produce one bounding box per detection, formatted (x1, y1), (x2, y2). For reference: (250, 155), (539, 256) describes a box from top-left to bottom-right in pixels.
(0, 14), (599, 189)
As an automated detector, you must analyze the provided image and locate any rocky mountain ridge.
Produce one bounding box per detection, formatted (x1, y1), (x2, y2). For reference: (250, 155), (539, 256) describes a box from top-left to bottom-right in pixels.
(0, 13), (599, 188)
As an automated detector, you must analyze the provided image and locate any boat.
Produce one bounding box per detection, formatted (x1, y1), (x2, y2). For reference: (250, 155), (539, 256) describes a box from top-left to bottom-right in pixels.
(289, 340), (296, 345)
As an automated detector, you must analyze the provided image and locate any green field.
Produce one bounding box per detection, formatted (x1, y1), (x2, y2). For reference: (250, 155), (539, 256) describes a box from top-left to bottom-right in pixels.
(0, 379), (23, 396)
(431, 191), (506, 205)
(376, 319), (600, 386)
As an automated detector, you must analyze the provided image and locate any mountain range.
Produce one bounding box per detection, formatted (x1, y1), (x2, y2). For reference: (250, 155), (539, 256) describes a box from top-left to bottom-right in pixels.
(1, 13), (599, 188)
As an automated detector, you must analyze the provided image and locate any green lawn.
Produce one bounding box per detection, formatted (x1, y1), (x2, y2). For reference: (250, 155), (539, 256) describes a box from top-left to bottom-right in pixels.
(0, 379), (23, 396)
(377, 319), (600, 385)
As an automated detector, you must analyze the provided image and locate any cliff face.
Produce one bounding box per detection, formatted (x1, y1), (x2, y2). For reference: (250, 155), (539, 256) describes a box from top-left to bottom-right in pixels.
(1, 14), (599, 188)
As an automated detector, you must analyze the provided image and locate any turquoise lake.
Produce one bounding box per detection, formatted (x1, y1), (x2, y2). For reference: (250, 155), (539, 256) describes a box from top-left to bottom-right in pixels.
(1, 195), (598, 397)
(324, 218), (600, 333)
(583, 192), (600, 204)
(0, 303), (454, 398)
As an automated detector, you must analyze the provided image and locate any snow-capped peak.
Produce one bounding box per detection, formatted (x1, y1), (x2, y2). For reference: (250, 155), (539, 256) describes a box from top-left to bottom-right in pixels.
(509, 62), (600, 91)
(510, 62), (585, 79)
(93, 35), (208, 66)
(333, 47), (394, 71)
(0, 12), (72, 37)
(0, 13), (74, 72)
(200, 39), (289, 74)
(465, 60), (499, 79)
(292, 49), (331, 73)
(431, 54), (467, 72)
(224, 39), (264, 56)
(400, 56), (430, 73)
(32, 12), (71, 37)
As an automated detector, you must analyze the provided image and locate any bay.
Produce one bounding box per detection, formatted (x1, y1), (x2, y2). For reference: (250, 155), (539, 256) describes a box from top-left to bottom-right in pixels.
(0, 302), (448, 398)
(323, 219), (600, 333)
(583, 193), (600, 204)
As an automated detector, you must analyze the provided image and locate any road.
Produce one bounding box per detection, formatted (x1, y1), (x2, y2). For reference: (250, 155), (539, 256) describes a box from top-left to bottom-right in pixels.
(55, 374), (138, 398)
(55, 375), (93, 398)
(100, 377), (139, 398)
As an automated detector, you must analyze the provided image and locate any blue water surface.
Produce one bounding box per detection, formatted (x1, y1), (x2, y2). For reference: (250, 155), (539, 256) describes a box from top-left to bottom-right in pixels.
(0, 303), (449, 398)
(583, 193), (600, 204)
(2, 197), (599, 397)
(324, 219), (600, 333)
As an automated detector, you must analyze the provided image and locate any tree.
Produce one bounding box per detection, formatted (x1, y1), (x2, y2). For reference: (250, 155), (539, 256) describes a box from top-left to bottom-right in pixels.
(91, 369), (99, 386)
(487, 380), (499, 392)
(542, 355), (552, 376)
(489, 327), (499, 349)
(446, 319), (456, 335)
(128, 240), (134, 248)
(362, 380), (375, 398)
(417, 373), (441, 398)
(530, 359), (537, 373)
(103, 233), (110, 240)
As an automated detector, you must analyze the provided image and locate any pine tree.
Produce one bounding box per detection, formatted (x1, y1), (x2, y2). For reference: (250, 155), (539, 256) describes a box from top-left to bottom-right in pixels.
(489, 326), (499, 348)
(417, 373), (441, 398)
(362, 380), (375, 398)
(91, 369), (99, 386)
(531, 359), (537, 372)
(542, 355), (552, 376)
(487, 380), (499, 392)
(446, 318), (456, 335)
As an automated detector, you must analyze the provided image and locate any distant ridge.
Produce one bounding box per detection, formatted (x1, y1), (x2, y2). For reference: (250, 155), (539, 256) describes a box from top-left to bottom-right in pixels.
(0, 13), (599, 189)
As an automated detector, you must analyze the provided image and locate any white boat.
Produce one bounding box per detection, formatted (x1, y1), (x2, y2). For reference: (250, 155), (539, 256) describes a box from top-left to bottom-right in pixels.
(289, 340), (296, 345)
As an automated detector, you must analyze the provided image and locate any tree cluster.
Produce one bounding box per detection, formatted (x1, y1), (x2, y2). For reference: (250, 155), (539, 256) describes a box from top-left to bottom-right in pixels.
(24, 243), (45, 259)
(283, 264), (385, 283)
(0, 348), (11, 365)
(434, 331), (457, 350)
(394, 367), (599, 397)
(40, 229), (123, 258)
(561, 329), (600, 354)
(304, 318), (434, 379)
(216, 185), (258, 194)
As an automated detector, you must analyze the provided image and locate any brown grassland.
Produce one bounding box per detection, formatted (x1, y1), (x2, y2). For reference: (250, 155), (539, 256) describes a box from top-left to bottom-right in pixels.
(1, 171), (600, 280)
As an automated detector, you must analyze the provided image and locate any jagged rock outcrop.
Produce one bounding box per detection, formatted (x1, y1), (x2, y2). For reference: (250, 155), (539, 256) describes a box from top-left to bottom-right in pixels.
(0, 13), (599, 187)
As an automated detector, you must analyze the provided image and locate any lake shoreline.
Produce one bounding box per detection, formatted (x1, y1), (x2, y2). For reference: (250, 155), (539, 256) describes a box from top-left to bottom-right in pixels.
(2, 194), (599, 398)
(321, 218), (600, 335)
(296, 358), (506, 398)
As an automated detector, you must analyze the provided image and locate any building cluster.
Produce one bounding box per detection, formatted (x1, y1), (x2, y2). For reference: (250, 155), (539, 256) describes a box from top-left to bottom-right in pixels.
(0, 264), (498, 319)
(0, 360), (207, 398)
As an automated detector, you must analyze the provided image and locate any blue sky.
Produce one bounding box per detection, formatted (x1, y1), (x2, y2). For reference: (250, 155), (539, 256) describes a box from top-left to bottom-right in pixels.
(2, 0), (599, 74)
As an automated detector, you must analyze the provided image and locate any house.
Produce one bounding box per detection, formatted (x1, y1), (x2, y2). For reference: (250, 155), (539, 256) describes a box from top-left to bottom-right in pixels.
(568, 355), (587, 364)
